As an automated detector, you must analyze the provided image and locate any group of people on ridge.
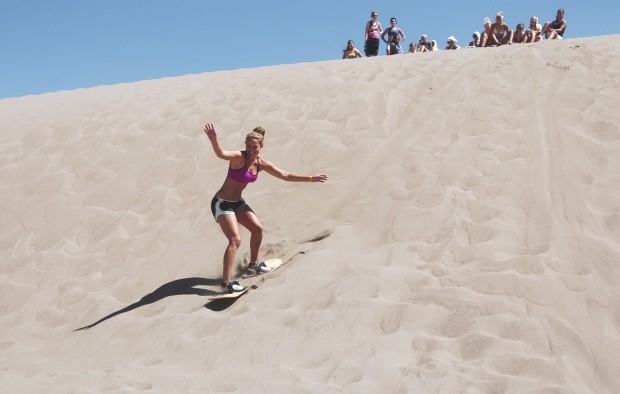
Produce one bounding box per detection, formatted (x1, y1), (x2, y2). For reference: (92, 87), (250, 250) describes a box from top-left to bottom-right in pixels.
(343, 8), (567, 59)
(474, 8), (567, 47)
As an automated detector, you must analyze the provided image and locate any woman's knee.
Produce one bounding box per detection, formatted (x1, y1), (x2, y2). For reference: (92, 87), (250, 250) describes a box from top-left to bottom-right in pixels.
(238, 212), (263, 236)
(251, 223), (263, 237)
(228, 235), (242, 248)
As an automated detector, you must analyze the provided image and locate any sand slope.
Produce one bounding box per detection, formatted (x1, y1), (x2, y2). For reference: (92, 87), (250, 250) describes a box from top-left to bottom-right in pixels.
(1, 35), (620, 392)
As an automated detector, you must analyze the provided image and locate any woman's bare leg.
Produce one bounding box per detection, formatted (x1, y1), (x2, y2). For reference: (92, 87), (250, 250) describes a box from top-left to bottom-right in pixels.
(501, 32), (513, 45)
(217, 214), (242, 283)
(236, 207), (263, 264)
(480, 33), (489, 47)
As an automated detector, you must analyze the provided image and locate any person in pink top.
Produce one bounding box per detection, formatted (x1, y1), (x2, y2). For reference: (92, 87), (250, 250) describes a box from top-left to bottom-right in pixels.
(364, 11), (383, 56)
(204, 124), (327, 293)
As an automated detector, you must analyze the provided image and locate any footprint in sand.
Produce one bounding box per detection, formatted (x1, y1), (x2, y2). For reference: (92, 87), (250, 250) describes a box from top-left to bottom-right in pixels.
(381, 305), (406, 334)
(410, 187), (446, 209)
(462, 220), (494, 244)
(134, 358), (163, 367)
(329, 364), (363, 385)
(467, 201), (499, 223)
(585, 120), (620, 142)
(0, 340), (15, 351)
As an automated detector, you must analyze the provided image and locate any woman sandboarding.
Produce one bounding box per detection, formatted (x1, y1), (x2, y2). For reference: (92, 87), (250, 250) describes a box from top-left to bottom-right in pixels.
(204, 123), (328, 293)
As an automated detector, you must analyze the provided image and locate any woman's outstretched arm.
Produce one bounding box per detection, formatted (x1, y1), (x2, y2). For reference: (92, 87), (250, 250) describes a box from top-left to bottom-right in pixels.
(260, 158), (327, 183)
(204, 123), (241, 161)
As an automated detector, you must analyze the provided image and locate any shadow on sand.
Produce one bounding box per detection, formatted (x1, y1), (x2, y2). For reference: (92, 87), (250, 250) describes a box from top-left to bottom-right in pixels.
(75, 277), (227, 331)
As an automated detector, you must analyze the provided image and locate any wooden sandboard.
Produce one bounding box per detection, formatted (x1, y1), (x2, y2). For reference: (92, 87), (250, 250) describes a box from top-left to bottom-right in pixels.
(241, 258), (283, 279)
(208, 287), (249, 300)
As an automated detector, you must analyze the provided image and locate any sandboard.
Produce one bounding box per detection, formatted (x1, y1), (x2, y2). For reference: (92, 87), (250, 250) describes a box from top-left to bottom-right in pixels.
(242, 258), (283, 279)
(208, 287), (249, 300)
(208, 258), (283, 301)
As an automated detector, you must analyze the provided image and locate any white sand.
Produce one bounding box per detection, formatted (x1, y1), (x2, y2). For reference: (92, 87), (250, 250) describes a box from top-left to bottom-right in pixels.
(1, 35), (620, 392)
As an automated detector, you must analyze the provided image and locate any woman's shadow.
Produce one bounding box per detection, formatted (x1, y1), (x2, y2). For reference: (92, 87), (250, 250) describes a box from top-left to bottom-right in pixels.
(74, 277), (234, 331)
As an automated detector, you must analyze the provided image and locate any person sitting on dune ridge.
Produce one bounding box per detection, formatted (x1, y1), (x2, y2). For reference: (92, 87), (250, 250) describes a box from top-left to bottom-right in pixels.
(388, 34), (405, 55)
(469, 31), (480, 47)
(488, 11), (513, 46)
(512, 23), (526, 44)
(418, 34), (431, 52)
(523, 16), (542, 43)
(342, 40), (363, 59)
(480, 17), (492, 47)
(445, 36), (460, 50)
(540, 8), (567, 40)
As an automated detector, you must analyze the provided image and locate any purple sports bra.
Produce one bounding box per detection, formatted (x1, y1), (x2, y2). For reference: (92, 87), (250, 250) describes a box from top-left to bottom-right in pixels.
(227, 152), (258, 183)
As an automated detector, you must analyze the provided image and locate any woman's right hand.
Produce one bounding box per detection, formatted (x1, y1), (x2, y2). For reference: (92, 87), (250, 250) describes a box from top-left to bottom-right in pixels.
(204, 123), (217, 141)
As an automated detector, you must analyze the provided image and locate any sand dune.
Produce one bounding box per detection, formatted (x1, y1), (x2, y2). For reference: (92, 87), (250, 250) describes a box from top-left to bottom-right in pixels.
(1, 35), (620, 392)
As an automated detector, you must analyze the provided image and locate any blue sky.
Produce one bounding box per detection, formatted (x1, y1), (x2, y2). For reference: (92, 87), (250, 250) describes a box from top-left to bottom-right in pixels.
(1, 1), (618, 99)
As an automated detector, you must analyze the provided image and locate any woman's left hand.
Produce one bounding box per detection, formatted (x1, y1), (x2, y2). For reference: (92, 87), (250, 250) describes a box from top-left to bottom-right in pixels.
(312, 174), (328, 183)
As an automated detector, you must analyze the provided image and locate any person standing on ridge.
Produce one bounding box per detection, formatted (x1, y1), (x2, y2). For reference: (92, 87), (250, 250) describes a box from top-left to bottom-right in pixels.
(382, 17), (406, 55)
(364, 11), (383, 56)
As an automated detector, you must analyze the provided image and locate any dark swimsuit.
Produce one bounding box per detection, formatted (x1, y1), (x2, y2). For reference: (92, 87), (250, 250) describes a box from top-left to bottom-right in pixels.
(551, 19), (565, 36)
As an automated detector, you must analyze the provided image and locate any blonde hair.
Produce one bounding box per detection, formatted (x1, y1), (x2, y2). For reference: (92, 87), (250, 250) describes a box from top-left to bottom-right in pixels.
(246, 126), (265, 146)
